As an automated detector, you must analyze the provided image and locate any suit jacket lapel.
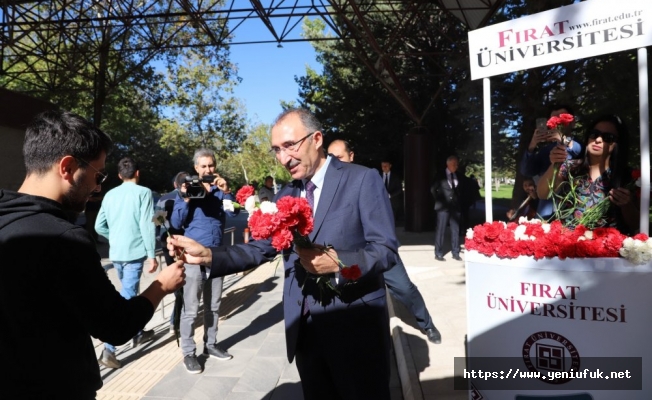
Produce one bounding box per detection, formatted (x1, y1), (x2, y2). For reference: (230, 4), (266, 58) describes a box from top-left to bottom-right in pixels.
(310, 159), (343, 242)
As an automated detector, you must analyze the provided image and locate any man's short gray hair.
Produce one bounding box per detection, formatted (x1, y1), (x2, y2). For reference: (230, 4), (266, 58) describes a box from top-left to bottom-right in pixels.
(273, 108), (323, 138)
(193, 148), (216, 165)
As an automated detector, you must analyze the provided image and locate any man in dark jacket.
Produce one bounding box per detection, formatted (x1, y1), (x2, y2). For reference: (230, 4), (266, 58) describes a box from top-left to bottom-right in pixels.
(381, 159), (403, 221)
(431, 155), (472, 262)
(0, 110), (185, 399)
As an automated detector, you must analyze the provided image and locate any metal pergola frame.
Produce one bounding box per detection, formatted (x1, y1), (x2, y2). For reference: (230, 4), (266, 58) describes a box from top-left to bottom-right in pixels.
(1, 0), (504, 125)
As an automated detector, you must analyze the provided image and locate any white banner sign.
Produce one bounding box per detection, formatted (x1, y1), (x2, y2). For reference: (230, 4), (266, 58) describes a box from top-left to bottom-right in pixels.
(465, 252), (652, 399)
(468, 0), (652, 80)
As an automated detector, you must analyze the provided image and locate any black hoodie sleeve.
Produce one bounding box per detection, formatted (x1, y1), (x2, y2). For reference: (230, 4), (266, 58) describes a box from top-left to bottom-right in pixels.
(53, 225), (154, 345)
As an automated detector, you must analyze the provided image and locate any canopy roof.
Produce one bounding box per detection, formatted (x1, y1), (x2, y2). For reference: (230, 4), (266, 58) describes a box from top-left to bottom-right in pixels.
(1, 0), (504, 124)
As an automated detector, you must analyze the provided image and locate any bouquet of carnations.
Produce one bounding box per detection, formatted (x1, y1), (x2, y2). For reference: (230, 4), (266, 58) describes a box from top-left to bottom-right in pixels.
(465, 217), (652, 265)
(247, 195), (361, 304)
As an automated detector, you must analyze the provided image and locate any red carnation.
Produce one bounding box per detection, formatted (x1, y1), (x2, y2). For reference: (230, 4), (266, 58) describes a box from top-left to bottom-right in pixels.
(546, 116), (561, 129)
(631, 169), (641, 180)
(558, 113), (574, 125)
(271, 228), (294, 251)
(236, 185), (255, 205)
(484, 221), (504, 241)
(341, 264), (362, 281)
(633, 233), (649, 241)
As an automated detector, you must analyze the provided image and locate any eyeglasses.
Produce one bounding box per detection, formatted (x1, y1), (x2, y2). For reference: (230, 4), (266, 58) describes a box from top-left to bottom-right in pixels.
(77, 158), (108, 186)
(587, 129), (618, 144)
(270, 131), (316, 155)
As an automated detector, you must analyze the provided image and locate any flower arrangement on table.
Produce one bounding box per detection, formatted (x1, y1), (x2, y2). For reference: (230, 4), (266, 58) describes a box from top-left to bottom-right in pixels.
(247, 195), (361, 305)
(465, 217), (652, 265)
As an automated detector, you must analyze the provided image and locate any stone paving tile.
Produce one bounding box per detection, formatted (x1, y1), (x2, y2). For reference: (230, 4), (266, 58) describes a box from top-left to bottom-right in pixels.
(255, 332), (287, 358)
(184, 376), (239, 400)
(141, 364), (203, 398)
(231, 356), (289, 393)
(224, 392), (272, 400)
(280, 362), (301, 381)
(202, 348), (257, 378)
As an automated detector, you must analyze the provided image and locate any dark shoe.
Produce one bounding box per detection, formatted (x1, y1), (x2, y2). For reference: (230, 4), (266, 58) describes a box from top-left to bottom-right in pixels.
(98, 349), (121, 369)
(425, 328), (442, 344)
(132, 329), (155, 348)
(183, 355), (202, 374)
(204, 344), (233, 361)
(452, 255), (463, 261)
(435, 255), (445, 262)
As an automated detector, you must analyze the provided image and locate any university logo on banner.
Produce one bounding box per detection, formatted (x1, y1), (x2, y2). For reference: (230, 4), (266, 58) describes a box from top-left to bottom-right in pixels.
(468, 0), (652, 80)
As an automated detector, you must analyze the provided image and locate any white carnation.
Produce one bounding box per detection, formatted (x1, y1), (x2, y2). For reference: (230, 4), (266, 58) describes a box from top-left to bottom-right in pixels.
(514, 225), (527, 240)
(152, 209), (168, 227)
(466, 228), (474, 240)
(222, 199), (235, 213)
(259, 201), (278, 214)
(620, 238), (652, 265)
(244, 195), (260, 214)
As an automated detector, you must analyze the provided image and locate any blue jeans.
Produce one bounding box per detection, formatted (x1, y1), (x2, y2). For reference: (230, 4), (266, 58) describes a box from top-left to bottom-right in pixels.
(105, 257), (145, 353)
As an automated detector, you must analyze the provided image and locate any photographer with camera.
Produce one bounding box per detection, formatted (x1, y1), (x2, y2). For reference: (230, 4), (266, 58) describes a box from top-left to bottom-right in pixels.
(170, 148), (239, 374)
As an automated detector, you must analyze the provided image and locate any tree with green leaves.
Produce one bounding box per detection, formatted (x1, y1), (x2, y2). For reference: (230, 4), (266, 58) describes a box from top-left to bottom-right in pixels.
(159, 48), (246, 162)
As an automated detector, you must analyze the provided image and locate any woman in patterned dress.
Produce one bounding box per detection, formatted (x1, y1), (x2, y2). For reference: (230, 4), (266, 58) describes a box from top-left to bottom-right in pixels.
(537, 115), (639, 234)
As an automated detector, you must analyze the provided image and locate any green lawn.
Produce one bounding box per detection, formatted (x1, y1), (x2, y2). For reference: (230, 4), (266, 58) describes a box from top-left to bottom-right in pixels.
(480, 184), (514, 209)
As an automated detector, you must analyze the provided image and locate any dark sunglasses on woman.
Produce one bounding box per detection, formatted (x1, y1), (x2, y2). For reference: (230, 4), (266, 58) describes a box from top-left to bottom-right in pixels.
(587, 129), (617, 144)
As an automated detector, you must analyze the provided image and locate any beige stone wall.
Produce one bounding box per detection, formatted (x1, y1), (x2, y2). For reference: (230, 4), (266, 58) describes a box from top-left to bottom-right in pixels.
(0, 126), (26, 191)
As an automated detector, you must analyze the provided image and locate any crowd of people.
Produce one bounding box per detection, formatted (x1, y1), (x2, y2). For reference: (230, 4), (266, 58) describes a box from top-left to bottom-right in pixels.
(0, 107), (450, 399)
(1, 103), (641, 399)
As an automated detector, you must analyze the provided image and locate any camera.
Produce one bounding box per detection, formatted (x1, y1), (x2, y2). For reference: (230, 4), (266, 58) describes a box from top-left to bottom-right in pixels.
(181, 175), (215, 199)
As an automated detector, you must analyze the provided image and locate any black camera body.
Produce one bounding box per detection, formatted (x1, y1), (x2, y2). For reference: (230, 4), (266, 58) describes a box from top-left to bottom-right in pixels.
(182, 174), (215, 199)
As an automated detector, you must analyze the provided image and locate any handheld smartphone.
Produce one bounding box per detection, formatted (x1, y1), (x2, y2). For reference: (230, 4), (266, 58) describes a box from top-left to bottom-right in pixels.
(535, 118), (547, 132)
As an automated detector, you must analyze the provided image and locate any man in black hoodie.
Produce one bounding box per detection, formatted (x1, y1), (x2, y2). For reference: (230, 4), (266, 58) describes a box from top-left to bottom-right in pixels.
(0, 110), (186, 399)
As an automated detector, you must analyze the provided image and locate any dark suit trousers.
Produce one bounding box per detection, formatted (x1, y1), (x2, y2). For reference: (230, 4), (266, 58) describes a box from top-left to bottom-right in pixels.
(295, 307), (391, 400)
(384, 258), (434, 331)
(435, 209), (461, 257)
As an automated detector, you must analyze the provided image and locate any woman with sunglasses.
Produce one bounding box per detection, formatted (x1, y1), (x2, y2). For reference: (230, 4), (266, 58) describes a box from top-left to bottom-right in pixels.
(537, 114), (639, 234)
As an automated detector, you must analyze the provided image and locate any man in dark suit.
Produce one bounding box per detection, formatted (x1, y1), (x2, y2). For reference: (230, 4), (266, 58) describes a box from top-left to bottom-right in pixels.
(168, 109), (399, 399)
(431, 155), (467, 262)
(381, 159), (403, 221)
(328, 139), (441, 344)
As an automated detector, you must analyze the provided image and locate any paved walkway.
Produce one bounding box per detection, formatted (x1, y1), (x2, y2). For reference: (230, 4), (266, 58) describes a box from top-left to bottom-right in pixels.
(93, 205), (496, 400)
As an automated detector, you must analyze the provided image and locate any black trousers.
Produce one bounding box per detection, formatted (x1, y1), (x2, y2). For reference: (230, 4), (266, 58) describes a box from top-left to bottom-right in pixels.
(294, 307), (391, 400)
(435, 208), (461, 257)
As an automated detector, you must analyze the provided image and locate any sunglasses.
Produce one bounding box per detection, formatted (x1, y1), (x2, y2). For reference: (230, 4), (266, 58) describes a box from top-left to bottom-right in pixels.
(77, 158), (108, 186)
(587, 129), (617, 144)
